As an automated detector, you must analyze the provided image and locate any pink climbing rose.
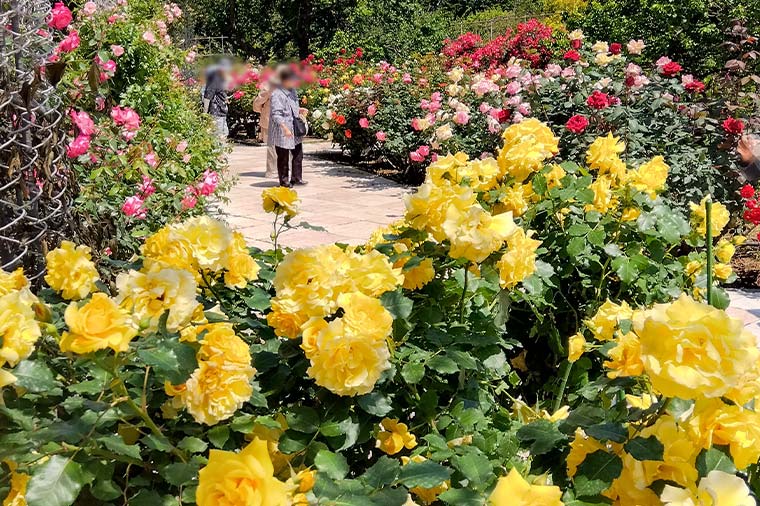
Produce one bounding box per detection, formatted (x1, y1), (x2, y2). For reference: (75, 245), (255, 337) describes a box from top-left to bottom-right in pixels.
(122, 195), (147, 219)
(48, 2), (72, 30)
(196, 169), (219, 196)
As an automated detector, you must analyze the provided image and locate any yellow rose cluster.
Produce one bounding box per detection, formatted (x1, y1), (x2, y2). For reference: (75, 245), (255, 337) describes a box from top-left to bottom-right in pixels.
(689, 197), (730, 238)
(0, 269), (41, 387)
(44, 240), (100, 300)
(567, 294), (760, 504)
(167, 322), (255, 425)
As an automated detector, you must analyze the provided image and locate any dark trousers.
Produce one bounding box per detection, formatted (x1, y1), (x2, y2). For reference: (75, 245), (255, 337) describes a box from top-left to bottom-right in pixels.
(275, 143), (303, 186)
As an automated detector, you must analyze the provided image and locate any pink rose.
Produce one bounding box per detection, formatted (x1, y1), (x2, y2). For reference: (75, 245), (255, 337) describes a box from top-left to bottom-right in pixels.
(182, 154), (192, 163)
(409, 151), (425, 162)
(111, 105), (141, 132)
(402, 73), (412, 84)
(95, 96), (105, 111)
(359, 117), (369, 128)
(505, 81), (522, 95)
(453, 110), (470, 125)
(81, 2), (97, 16)
(57, 31), (80, 53)
(181, 188), (198, 210)
(108, 14), (118, 24)
(417, 145), (430, 157)
(144, 153), (159, 168)
(122, 195), (147, 219)
(138, 175), (155, 197)
(176, 140), (188, 152)
(66, 135), (90, 158)
(48, 2), (72, 30)
(185, 51), (197, 64)
(69, 109), (95, 136)
(367, 104), (377, 117)
(142, 31), (156, 44)
(233, 90), (244, 100)
(196, 169), (219, 196)
(375, 131), (386, 142)
(111, 44), (125, 57)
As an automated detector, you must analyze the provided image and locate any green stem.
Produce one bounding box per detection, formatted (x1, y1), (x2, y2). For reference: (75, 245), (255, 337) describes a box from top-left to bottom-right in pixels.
(459, 266), (469, 323)
(553, 361), (573, 413)
(705, 196), (714, 306)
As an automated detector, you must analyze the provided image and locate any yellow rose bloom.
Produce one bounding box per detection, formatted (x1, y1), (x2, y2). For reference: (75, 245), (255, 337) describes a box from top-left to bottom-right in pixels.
(685, 260), (703, 279)
(222, 232), (260, 289)
(2, 465), (29, 506)
(0, 268), (28, 296)
(59, 293), (137, 354)
(496, 228), (541, 289)
(443, 205), (517, 263)
(196, 438), (288, 506)
(627, 156), (669, 198)
(498, 119), (559, 183)
(141, 226), (198, 274)
(489, 468), (563, 506)
(425, 152), (470, 186)
(688, 399), (760, 470)
(44, 241), (99, 300)
(714, 238), (736, 264)
(404, 181), (477, 241)
(585, 175), (618, 214)
(661, 471), (754, 506)
(689, 197), (730, 237)
(376, 418), (417, 455)
(261, 186), (299, 218)
(0, 288), (41, 369)
(586, 133), (625, 177)
(296, 469), (315, 493)
(621, 207), (640, 222)
(172, 216), (234, 271)
(115, 263), (198, 333)
(544, 164), (566, 189)
(566, 428), (617, 477)
(567, 333), (586, 363)
(498, 183), (533, 217)
(604, 332), (644, 379)
(401, 455), (449, 504)
(401, 257), (435, 290)
(635, 294), (760, 400)
(585, 299), (632, 341)
(713, 263), (733, 280)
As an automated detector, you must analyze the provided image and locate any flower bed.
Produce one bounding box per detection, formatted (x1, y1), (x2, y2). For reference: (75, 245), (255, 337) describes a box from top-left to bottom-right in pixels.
(2, 121), (756, 505)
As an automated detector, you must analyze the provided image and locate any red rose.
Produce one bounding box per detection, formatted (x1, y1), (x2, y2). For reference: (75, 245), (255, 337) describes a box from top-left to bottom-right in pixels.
(661, 61), (683, 77)
(684, 80), (705, 93)
(745, 207), (760, 225)
(335, 114), (346, 125)
(610, 42), (622, 55)
(570, 39), (582, 49)
(563, 50), (580, 61)
(586, 90), (611, 110)
(566, 114), (589, 134)
(344, 129), (352, 139)
(722, 117), (745, 135)
(741, 184), (756, 199)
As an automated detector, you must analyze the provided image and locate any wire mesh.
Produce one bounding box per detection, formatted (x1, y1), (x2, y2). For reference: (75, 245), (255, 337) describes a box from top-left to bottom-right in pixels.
(1, 0), (76, 282)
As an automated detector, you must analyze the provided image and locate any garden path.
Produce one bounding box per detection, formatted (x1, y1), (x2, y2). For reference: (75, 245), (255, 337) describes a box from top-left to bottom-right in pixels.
(221, 140), (408, 250)
(221, 140), (760, 336)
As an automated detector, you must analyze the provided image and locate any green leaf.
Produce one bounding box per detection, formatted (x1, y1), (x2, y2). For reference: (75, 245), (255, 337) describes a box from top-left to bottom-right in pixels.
(207, 425), (230, 448)
(358, 392), (393, 416)
(362, 456), (401, 488)
(427, 355), (459, 374)
(451, 452), (492, 486)
(401, 362), (425, 384)
(161, 462), (199, 486)
(624, 436), (664, 461)
(574, 451), (623, 498)
(516, 420), (566, 455)
(585, 423), (628, 444)
(242, 287), (271, 311)
(98, 435), (142, 461)
(398, 460), (451, 488)
(314, 450), (349, 480)
(178, 436), (208, 454)
(696, 448), (736, 477)
(26, 456), (85, 506)
(439, 488), (485, 506)
(12, 360), (59, 393)
(286, 407), (320, 434)
(381, 290), (413, 319)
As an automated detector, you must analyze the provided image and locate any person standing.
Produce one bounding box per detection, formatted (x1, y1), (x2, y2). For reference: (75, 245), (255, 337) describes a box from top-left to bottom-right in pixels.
(269, 67), (307, 187)
(253, 71), (278, 178)
(204, 59), (230, 138)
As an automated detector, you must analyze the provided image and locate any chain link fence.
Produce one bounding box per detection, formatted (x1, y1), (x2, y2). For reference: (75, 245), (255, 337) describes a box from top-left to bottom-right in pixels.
(1, 0), (76, 282)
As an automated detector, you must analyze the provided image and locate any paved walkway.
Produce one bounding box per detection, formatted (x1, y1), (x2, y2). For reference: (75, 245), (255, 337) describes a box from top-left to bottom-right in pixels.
(221, 141), (760, 336)
(222, 140), (407, 250)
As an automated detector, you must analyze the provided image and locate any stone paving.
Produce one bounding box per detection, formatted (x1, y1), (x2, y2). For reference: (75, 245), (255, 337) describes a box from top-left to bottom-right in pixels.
(221, 141), (760, 336)
(221, 140), (407, 250)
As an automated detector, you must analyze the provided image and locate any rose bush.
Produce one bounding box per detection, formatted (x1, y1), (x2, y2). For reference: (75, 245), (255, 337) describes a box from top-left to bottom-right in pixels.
(2, 121), (756, 505)
(48, 0), (228, 259)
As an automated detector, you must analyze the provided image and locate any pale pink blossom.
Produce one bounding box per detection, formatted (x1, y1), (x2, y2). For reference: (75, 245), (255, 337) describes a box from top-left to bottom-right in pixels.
(144, 153), (159, 168)
(196, 169), (219, 196)
(367, 104), (377, 117)
(181, 188), (198, 210)
(359, 118), (369, 128)
(185, 51), (197, 64)
(111, 44), (125, 57)
(505, 81), (522, 96)
(137, 175), (155, 197)
(453, 110), (470, 125)
(81, 2), (97, 16)
(544, 64), (562, 77)
(122, 195), (147, 219)
(375, 131), (386, 142)
(479, 102), (492, 114)
(627, 39), (646, 55)
(409, 151), (425, 162)
(176, 140), (188, 152)
(182, 154), (192, 163)
(402, 73), (412, 84)
(417, 145), (430, 157)
(142, 31), (156, 45)
(95, 96), (105, 111)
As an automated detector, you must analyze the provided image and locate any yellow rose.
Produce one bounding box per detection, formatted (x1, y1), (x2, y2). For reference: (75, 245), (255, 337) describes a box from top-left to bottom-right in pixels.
(141, 226), (198, 274)
(376, 418), (417, 455)
(404, 181), (477, 241)
(586, 133), (625, 178)
(400, 257), (435, 290)
(261, 186), (299, 217)
(586, 299), (632, 341)
(44, 241), (99, 300)
(489, 468), (563, 506)
(196, 438), (288, 506)
(401, 455), (449, 504)
(497, 183), (532, 217)
(635, 294), (759, 400)
(0, 268), (28, 296)
(621, 207), (640, 222)
(172, 216), (234, 270)
(566, 428), (614, 477)
(2, 464), (29, 506)
(443, 205), (517, 263)
(567, 333), (586, 363)
(604, 332), (644, 379)
(60, 293), (137, 354)
(627, 156), (669, 198)
(689, 197), (729, 237)
(585, 175), (619, 214)
(115, 263), (198, 333)
(661, 471), (754, 506)
(266, 299), (309, 339)
(0, 288), (41, 368)
(715, 239), (736, 264)
(688, 399), (760, 470)
(498, 119), (559, 183)
(544, 164), (566, 189)
(497, 228), (541, 289)
(713, 262), (733, 280)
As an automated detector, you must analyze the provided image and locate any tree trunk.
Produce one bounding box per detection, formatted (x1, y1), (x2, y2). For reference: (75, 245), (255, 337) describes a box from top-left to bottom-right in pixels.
(295, 0), (312, 59)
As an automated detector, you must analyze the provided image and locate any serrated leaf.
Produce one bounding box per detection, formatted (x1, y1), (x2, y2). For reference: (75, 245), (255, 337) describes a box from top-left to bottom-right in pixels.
(358, 392), (393, 416)
(286, 406), (320, 434)
(98, 435), (141, 460)
(401, 362), (424, 384)
(398, 460), (451, 488)
(207, 425), (229, 448)
(161, 462), (199, 486)
(585, 423), (628, 443)
(362, 456), (401, 488)
(574, 451), (623, 497)
(439, 488), (485, 505)
(451, 452), (492, 486)
(178, 436), (208, 453)
(315, 450), (349, 480)
(516, 420), (566, 455)
(381, 290), (413, 319)
(26, 456), (85, 506)
(427, 355), (459, 374)
(624, 436), (664, 461)
(12, 360), (59, 393)
(696, 448), (736, 477)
